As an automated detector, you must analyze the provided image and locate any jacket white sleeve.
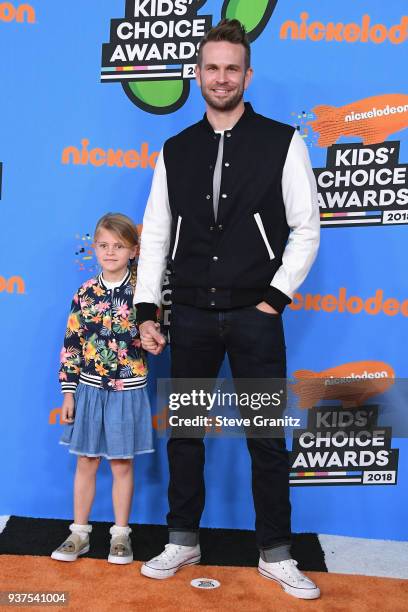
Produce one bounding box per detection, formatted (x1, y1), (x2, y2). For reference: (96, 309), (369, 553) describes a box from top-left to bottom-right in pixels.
(134, 148), (171, 309)
(268, 130), (320, 305)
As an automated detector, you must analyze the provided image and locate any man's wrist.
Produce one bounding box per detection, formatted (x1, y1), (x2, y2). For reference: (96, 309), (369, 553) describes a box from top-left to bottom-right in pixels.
(263, 286), (292, 314)
(136, 302), (158, 324)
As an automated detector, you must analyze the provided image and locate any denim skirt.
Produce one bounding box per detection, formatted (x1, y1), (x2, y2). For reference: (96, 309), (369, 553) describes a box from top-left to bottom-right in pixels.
(60, 383), (154, 459)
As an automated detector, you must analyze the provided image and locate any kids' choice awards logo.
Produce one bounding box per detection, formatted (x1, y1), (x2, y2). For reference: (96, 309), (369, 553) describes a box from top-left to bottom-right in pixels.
(101, 0), (278, 114)
(0, 2), (35, 23)
(309, 94), (408, 228)
(290, 405), (399, 487)
(290, 361), (399, 487)
(191, 578), (221, 590)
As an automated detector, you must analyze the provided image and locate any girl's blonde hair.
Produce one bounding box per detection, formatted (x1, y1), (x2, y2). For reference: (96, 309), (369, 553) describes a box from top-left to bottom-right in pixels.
(94, 213), (139, 290)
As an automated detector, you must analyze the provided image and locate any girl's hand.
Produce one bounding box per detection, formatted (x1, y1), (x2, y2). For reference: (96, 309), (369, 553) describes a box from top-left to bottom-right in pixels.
(61, 393), (75, 423)
(140, 321), (167, 355)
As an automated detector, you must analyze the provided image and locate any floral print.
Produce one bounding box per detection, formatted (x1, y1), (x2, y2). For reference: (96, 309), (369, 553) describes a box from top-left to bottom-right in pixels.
(59, 271), (147, 392)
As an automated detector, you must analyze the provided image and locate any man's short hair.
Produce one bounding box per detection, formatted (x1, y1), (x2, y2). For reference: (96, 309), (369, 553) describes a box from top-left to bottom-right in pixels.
(197, 19), (251, 71)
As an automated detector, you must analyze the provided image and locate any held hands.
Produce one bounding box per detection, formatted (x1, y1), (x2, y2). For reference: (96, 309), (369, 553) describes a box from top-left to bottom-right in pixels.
(256, 301), (279, 314)
(61, 393), (75, 423)
(139, 320), (167, 355)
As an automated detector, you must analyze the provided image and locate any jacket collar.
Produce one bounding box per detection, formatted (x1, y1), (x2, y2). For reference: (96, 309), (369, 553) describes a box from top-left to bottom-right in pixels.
(202, 101), (256, 137)
(98, 269), (131, 290)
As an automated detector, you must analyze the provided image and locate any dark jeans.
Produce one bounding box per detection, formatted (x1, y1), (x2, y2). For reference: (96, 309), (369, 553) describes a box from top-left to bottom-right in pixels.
(167, 303), (291, 551)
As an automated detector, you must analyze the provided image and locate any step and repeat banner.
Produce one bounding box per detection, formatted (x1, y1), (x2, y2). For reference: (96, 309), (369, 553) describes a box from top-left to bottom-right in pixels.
(1, 1), (407, 540)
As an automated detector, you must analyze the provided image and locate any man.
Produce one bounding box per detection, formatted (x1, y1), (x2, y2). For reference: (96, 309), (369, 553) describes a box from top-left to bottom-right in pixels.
(135, 20), (320, 600)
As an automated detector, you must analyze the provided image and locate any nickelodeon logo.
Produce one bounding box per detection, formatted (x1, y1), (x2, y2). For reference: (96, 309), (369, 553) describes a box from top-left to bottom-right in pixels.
(310, 94), (408, 147)
(292, 361), (395, 409)
(0, 2), (35, 23)
(289, 288), (408, 317)
(49, 408), (62, 425)
(280, 13), (408, 44)
(0, 274), (25, 294)
(62, 139), (159, 169)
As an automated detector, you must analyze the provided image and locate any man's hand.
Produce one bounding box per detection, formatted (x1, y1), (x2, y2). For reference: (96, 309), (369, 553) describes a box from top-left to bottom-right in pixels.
(139, 320), (167, 355)
(61, 393), (75, 423)
(256, 301), (279, 315)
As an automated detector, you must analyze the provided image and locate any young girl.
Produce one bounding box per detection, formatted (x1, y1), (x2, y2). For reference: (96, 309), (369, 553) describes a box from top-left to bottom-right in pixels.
(52, 213), (154, 565)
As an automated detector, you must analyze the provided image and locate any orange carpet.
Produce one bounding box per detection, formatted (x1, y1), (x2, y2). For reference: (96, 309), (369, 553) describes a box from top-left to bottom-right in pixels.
(1, 556), (407, 611)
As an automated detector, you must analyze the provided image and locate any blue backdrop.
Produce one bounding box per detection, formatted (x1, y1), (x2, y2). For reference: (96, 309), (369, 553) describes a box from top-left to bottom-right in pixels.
(1, 0), (407, 540)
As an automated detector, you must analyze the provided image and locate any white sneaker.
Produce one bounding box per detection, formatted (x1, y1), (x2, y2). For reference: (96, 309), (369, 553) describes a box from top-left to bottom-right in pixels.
(141, 543), (201, 579)
(258, 557), (320, 599)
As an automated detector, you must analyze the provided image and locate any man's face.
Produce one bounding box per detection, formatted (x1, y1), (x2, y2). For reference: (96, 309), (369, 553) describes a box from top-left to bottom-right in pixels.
(196, 41), (253, 112)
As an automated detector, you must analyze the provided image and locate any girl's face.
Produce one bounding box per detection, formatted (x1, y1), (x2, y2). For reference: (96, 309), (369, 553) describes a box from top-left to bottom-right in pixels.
(94, 228), (137, 280)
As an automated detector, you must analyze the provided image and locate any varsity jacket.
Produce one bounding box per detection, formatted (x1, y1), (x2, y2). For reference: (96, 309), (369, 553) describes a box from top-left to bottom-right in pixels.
(59, 271), (147, 392)
(135, 102), (320, 322)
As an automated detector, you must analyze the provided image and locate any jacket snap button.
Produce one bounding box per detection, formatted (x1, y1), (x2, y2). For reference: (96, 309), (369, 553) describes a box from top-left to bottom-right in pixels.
(210, 288), (216, 293)
(212, 256), (218, 262)
(226, 132), (231, 138)
(210, 301), (216, 306)
(206, 194), (211, 200)
(218, 225), (223, 230)
(225, 162), (230, 167)
(222, 194), (227, 199)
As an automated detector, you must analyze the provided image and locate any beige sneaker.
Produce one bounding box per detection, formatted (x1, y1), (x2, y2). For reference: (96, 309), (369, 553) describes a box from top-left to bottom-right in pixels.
(108, 533), (133, 565)
(51, 532), (90, 562)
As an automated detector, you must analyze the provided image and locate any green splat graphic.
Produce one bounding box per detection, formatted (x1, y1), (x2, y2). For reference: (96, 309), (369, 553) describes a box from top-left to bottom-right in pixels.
(123, 79), (191, 115)
(222, 0), (277, 42)
(128, 80), (184, 108)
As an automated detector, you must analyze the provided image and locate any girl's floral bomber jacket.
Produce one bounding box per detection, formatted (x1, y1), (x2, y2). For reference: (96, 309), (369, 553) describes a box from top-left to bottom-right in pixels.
(59, 271), (147, 392)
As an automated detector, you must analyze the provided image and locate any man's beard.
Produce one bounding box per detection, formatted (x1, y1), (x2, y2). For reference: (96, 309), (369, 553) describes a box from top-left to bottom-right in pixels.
(201, 84), (244, 112)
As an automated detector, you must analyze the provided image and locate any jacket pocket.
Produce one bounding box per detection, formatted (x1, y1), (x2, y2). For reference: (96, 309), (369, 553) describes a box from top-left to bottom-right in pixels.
(171, 215), (182, 261)
(254, 213), (275, 260)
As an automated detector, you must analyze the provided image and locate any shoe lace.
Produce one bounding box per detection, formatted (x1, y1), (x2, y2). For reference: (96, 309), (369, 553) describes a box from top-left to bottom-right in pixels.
(154, 544), (183, 563)
(281, 559), (297, 571)
(279, 560), (311, 584)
